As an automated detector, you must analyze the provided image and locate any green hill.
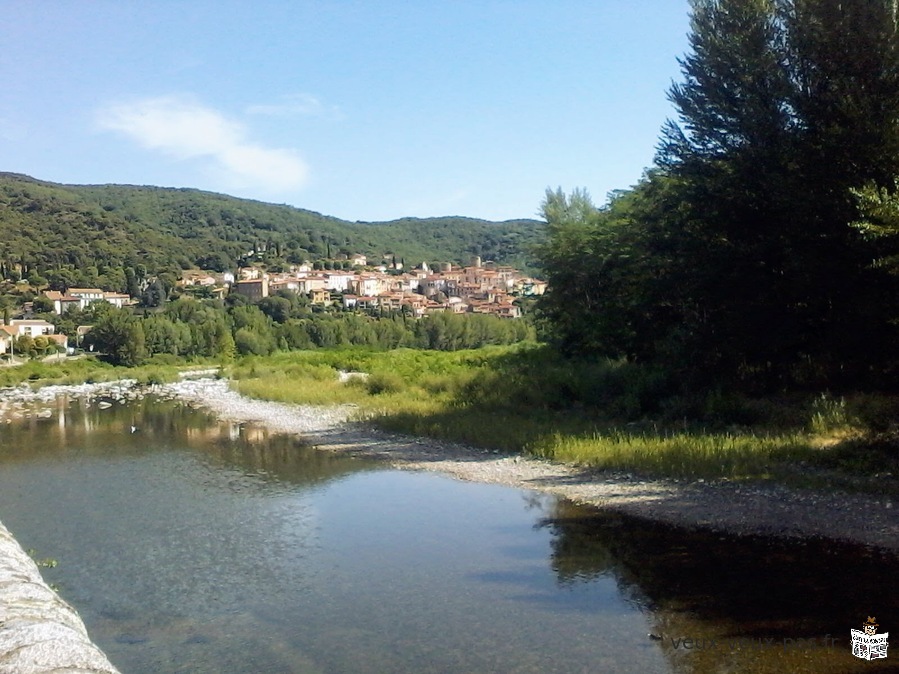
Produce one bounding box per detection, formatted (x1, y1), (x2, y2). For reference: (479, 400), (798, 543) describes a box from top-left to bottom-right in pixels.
(0, 173), (544, 291)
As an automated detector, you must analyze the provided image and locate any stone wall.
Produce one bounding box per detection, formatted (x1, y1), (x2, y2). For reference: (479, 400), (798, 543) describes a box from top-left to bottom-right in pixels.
(0, 520), (120, 674)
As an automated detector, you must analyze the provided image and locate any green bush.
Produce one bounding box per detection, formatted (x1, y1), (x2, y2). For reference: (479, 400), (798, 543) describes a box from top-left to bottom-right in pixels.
(365, 371), (406, 395)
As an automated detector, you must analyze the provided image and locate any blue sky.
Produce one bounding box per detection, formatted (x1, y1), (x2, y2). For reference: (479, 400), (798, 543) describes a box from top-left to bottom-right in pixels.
(2, 1), (692, 222)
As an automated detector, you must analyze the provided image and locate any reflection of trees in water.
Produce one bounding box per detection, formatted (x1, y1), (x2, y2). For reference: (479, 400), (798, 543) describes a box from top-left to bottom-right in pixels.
(538, 499), (899, 639)
(539, 500), (899, 673)
(2, 394), (373, 491)
(536, 501), (659, 609)
(134, 397), (375, 489)
(194, 428), (371, 488)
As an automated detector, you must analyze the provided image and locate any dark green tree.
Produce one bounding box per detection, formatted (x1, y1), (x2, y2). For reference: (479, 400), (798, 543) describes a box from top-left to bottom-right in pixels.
(31, 295), (55, 315)
(662, 0), (899, 386)
(141, 279), (166, 307)
(87, 308), (147, 366)
(125, 267), (141, 299)
(144, 315), (192, 356)
(258, 296), (292, 323)
(541, 0), (899, 388)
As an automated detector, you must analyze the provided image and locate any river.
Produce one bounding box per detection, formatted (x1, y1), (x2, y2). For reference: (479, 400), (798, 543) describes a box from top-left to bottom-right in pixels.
(0, 391), (895, 673)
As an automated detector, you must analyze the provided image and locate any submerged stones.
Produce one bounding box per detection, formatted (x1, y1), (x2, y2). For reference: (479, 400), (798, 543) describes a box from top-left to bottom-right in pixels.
(0, 380), (143, 422)
(0, 379), (151, 423)
(0, 521), (121, 674)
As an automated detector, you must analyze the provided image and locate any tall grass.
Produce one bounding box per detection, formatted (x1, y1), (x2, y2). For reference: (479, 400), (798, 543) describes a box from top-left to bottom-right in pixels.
(531, 430), (811, 479)
(233, 361), (363, 406)
(229, 345), (873, 483)
(0, 355), (209, 389)
(808, 393), (851, 435)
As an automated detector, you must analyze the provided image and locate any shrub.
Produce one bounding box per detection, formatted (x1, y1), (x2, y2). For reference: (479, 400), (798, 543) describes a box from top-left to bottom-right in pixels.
(365, 371), (406, 395)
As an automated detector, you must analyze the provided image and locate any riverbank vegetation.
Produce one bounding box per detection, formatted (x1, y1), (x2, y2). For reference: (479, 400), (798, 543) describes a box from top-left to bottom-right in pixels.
(3, 342), (895, 493)
(229, 345), (899, 494)
(80, 299), (533, 367)
(0, 355), (195, 388)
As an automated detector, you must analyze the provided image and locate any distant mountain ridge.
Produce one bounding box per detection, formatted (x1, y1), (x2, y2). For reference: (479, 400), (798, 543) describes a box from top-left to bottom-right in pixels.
(0, 172), (544, 290)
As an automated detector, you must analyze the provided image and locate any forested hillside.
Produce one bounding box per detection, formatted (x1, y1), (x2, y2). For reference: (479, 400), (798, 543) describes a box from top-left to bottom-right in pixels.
(0, 173), (543, 290)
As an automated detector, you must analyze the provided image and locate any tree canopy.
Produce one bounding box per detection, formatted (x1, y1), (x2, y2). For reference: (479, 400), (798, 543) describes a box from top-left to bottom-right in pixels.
(539, 0), (899, 390)
(84, 299), (533, 365)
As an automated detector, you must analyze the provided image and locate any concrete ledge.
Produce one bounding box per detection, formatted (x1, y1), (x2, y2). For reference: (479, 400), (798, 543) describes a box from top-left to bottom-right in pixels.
(0, 521), (120, 674)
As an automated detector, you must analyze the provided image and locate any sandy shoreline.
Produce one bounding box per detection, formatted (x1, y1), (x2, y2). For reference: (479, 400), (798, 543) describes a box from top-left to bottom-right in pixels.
(4, 376), (898, 552)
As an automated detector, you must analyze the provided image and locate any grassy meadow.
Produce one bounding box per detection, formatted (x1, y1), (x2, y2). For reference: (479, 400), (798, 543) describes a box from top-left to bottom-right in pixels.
(228, 344), (899, 493)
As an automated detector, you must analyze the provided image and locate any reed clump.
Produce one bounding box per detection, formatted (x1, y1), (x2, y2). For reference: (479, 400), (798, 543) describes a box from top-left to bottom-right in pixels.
(529, 430), (811, 479)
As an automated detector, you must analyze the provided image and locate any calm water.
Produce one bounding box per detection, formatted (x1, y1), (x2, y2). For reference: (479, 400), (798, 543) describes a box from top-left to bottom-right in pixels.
(0, 393), (896, 674)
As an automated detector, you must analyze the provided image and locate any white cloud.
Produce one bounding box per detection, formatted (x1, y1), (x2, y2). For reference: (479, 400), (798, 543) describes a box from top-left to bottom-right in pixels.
(96, 95), (308, 192)
(246, 93), (343, 120)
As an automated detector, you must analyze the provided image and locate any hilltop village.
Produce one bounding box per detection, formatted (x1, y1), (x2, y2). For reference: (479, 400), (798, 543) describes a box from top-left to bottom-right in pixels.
(0, 255), (545, 358)
(218, 255), (545, 319)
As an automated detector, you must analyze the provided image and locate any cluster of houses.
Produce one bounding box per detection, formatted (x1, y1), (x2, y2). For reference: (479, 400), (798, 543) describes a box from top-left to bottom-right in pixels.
(1, 257), (546, 359)
(42, 288), (133, 313)
(1, 288), (133, 358)
(222, 257), (546, 319)
(0, 319), (68, 356)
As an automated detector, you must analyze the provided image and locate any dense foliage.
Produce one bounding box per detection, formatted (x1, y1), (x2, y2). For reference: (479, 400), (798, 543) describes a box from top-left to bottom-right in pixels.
(0, 173), (544, 293)
(538, 0), (899, 391)
(83, 298), (534, 365)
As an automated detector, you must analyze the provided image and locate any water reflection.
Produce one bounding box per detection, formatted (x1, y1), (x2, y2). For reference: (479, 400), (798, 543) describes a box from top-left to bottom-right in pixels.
(1, 393), (370, 490)
(538, 501), (899, 673)
(0, 392), (895, 673)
